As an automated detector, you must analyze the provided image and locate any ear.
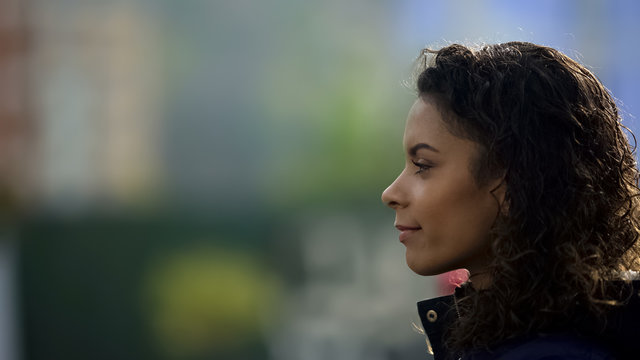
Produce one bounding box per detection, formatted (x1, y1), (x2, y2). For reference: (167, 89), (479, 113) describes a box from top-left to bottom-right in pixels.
(487, 176), (508, 215)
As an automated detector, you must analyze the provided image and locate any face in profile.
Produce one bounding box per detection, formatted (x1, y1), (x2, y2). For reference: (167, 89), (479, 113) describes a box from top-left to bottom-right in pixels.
(381, 96), (503, 277)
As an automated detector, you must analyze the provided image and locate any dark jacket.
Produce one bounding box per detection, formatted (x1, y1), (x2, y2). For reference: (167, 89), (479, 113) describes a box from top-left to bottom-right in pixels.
(417, 280), (640, 360)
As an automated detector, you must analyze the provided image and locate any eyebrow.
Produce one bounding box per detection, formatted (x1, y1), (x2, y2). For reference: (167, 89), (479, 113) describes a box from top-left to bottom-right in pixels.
(408, 143), (440, 156)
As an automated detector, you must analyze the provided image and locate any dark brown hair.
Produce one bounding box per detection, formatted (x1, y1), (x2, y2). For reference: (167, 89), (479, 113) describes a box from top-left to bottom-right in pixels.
(415, 42), (640, 353)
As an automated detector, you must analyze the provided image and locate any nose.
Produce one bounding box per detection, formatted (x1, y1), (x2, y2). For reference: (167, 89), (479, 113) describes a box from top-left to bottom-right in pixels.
(381, 176), (405, 209)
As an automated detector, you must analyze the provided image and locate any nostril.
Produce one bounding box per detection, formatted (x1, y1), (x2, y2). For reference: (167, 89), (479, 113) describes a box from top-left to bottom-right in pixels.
(386, 200), (400, 209)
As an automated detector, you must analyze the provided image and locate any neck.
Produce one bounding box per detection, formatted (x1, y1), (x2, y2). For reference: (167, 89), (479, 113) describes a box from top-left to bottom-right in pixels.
(468, 270), (491, 290)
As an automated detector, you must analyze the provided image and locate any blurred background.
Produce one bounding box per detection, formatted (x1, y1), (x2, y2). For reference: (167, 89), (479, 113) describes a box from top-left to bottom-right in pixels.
(1, 0), (640, 359)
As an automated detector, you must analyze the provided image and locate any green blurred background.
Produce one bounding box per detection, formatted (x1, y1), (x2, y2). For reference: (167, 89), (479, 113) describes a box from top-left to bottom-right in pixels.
(1, 0), (639, 359)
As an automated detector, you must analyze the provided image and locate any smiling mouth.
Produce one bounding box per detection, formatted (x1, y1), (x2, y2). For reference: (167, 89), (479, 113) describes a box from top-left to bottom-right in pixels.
(395, 225), (421, 242)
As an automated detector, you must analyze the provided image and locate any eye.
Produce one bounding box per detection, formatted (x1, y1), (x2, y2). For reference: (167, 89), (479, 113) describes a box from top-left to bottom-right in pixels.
(412, 160), (433, 174)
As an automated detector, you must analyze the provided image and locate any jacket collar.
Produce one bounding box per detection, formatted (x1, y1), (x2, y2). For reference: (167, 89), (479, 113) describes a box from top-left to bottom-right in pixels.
(416, 285), (468, 360)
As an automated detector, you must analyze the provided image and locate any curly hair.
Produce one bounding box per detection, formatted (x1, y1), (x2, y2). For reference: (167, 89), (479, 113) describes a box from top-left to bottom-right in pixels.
(414, 42), (640, 354)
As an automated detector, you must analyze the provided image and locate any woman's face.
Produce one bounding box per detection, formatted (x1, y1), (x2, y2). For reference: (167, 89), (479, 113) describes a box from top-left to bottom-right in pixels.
(381, 97), (502, 277)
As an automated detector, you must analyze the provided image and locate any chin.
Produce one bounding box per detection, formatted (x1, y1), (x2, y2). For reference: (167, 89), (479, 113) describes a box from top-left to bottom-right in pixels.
(407, 258), (449, 276)
(409, 265), (446, 276)
(406, 251), (463, 276)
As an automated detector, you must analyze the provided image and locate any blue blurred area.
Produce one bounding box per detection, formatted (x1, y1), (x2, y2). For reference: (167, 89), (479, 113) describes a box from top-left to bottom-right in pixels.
(1, 1), (638, 359)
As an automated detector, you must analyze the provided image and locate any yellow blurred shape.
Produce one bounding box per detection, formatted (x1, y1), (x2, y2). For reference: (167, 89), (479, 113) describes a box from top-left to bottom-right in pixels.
(143, 246), (281, 357)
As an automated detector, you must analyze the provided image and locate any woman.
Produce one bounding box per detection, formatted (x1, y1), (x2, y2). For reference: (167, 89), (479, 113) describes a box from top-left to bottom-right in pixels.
(382, 42), (640, 360)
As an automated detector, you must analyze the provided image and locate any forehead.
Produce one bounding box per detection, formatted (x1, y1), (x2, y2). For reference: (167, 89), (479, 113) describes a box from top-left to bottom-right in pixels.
(403, 98), (453, 149)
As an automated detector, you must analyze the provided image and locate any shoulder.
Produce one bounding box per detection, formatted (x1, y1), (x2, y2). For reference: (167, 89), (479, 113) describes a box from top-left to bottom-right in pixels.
(470, 280), (640, 360)
(467, 334), (616, 360)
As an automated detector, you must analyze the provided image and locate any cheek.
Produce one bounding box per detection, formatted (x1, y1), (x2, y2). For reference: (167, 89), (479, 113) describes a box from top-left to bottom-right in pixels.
(445, 190), (498, 248)
(416, 178), (497, 241)
(412, 176), (471, 219)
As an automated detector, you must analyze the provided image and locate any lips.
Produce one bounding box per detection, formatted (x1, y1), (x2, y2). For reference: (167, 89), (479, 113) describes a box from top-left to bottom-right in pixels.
(395, 224), (421, 242)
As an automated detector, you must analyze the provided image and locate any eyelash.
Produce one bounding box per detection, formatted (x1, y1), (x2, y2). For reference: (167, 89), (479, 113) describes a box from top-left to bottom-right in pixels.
(412, 160), (432, 174)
